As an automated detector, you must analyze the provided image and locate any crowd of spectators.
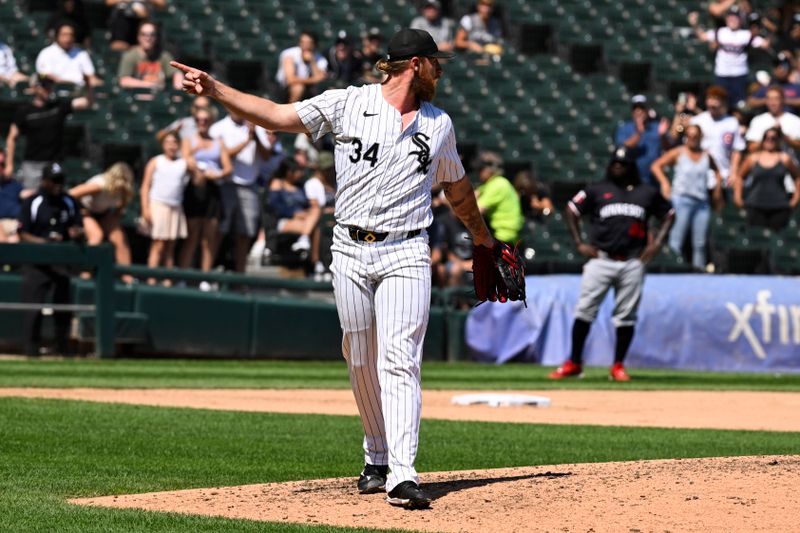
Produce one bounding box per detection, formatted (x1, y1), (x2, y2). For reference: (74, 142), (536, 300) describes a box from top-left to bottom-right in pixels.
(2, 0), (800, 300)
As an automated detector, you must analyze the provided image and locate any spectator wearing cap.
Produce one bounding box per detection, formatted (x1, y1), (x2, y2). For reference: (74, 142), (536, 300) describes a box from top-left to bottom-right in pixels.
(327, 31), (362, 85)
(359, 27), (384, 84)
(745, 85), (800, 153)
(474, 152), (523, 245)
(5, 74), (93, 194)
(118, 20), (182, 92)
(35, 22), (102, 88)
(746, 53), (800, 112)
(690, 7), (770, 109)
(411, 1), (456, 53)
(210, 110), (272, 273)
(0, 41), (29, 87)
(614, 95), (669, 186)
(455, 0), (504, 57)
(0, 148), (22, 243)
(690, 85), (746, 189)
(276, 31), (328, 103)
(303, 151), (336, 277)
(17, 162), (84, 356)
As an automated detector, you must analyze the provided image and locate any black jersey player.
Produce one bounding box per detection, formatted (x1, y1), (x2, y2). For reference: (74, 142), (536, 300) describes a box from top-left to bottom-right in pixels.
(550, 147), (674, 381)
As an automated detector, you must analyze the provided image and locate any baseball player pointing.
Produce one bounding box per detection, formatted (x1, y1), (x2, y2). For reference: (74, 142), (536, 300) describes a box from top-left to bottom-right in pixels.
(172, 29), (505, 509)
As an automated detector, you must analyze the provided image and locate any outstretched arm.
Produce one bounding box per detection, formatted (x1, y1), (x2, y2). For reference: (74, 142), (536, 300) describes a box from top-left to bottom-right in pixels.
(171, 61), (308, 134)
(441, 176), (494, 247)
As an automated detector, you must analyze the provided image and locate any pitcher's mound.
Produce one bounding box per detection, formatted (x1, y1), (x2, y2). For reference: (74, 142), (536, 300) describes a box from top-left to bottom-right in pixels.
(72, 455), (799, 532)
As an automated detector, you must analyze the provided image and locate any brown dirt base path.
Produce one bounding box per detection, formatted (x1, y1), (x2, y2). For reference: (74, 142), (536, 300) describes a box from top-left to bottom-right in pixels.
(71, 455), (799, 533)
(2, 387), (800, 431)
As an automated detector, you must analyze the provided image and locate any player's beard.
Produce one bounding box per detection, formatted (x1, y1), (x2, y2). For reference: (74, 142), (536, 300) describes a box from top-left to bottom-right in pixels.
(412, 68), (437, 102)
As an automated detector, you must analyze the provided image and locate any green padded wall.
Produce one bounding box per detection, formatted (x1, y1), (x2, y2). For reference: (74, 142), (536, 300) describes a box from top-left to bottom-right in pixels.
(134, 286), (254, 357)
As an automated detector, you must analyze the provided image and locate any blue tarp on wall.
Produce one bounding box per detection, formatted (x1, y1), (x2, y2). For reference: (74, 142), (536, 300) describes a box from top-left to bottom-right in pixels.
(466, 274), (800, 372)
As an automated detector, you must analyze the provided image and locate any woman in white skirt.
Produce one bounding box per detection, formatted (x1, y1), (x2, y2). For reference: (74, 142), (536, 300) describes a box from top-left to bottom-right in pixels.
(140, 131), (189, 282)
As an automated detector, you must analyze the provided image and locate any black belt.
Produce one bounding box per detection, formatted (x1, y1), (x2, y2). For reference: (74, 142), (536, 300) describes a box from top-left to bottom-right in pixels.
(346, 226), (422, 243)
(599, 250), (637, 261)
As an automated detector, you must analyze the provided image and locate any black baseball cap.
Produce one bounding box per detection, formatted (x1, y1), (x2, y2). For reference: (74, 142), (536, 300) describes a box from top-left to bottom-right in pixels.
(42, 162), (66, 182)
(386, 28), (455, 61)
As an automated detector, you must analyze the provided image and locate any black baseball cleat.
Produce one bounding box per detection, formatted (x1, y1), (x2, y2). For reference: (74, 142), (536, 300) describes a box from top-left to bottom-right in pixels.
(386, 481), (431, 509)
(357, 464), (388, 494)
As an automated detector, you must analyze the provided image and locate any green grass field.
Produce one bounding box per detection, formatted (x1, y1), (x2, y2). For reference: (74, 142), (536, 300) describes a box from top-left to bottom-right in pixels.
(2, 358), (800, 391)
(1, 358), (799, 532)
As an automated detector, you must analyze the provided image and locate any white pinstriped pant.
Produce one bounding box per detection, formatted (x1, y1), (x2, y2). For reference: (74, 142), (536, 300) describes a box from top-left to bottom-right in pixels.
(330, 224), (431, 492)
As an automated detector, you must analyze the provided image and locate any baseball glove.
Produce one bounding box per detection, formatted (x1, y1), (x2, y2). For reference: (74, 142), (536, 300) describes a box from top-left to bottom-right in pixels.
(472, 242), (527, 305)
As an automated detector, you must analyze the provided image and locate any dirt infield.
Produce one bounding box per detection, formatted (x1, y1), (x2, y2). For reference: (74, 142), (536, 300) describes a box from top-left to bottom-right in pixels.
(5, 387), (799, 531)
(71, 455), (799, 532)
(2, 387), (800, 431)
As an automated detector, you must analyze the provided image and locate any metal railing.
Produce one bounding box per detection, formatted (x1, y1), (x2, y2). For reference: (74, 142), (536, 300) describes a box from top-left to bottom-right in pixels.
(0, 242), (115, 357)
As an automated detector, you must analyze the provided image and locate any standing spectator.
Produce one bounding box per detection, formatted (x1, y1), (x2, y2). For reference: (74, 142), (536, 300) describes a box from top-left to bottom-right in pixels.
(455, 0), (504, 56)
(276, 31), (328, 103)
(0, 148), (22, 243)
(690, 85), (746, 189)
(0, 42), (29, 87)
(327, 31), (362, 85)
(266, 158), (319, 252)
(303, 151), (336, 276)
(358, 27), (384, 84)
(651, 125), (723, 270)
(35, 22), (101, 88)
(474, 152), (524, 244)
(68, 162), (135, 277)
(734, 127), (800, 230)
(118, 21), (181, 92)
(156, 95), (212, 141)
(106, 0), (166, 51)
(5, 75), (92, 193)
(690, 7), (769, 109)
(210, 111), (271, 273)
(746, 86), (800, 152)
(179, 107), (232, 273)
(46, 0), (90, 47)
(140, 131), (188, 278)
(17, 163), (83, 356)
(614, 95), (669, 186)
(411, 1), (456, 53)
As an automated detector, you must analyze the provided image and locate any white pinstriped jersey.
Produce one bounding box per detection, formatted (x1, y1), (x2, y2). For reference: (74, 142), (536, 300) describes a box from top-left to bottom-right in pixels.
(295, 83), (464, 233)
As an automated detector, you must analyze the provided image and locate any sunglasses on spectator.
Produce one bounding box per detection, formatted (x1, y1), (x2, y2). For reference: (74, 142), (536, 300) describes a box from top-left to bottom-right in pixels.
(764, 135), (780, 141)
(139, 31), (157, 37)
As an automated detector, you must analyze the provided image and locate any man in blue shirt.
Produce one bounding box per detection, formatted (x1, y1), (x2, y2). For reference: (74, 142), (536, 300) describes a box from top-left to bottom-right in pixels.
(614, 95), (669, 186)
